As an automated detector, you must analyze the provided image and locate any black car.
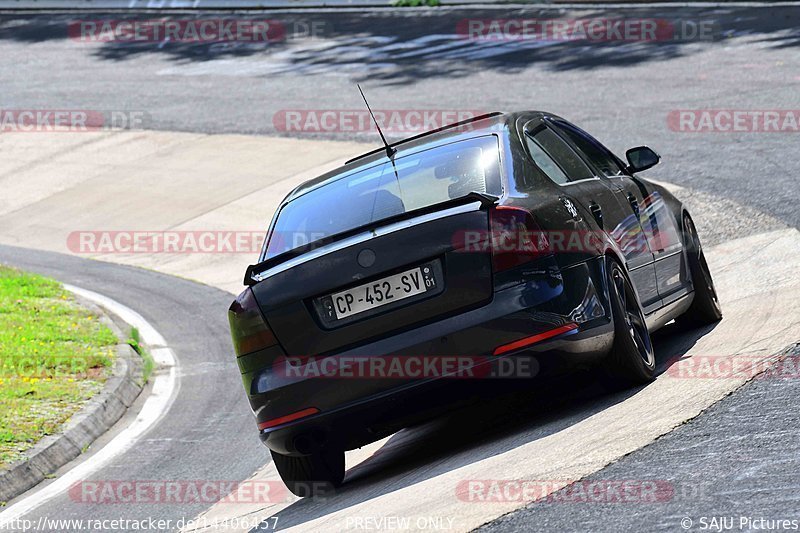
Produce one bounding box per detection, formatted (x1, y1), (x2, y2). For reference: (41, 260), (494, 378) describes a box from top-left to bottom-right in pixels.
(228, 111), (721, 496)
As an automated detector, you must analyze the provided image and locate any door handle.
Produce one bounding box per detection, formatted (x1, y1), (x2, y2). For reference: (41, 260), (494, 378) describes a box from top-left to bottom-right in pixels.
(627, 193), (640, 217)
(589, 201), (603, 227)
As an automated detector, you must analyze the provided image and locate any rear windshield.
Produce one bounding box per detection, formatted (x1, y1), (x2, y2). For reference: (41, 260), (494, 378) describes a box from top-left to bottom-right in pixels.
(262, 135), (502, 260)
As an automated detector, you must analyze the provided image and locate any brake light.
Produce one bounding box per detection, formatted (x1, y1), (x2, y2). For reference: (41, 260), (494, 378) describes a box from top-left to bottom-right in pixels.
(228, 288), (278, 356)
(489, 206), (550, 273)
(493, 323), (578, 356)
(257, 407), (319, 430)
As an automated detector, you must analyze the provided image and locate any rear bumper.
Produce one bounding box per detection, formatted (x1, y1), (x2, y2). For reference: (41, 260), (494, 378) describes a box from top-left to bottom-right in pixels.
(259, 324), (610, 455)
(242, 258), (613, 455)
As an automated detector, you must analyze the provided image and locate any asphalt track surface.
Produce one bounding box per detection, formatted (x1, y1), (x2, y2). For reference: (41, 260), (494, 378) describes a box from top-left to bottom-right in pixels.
(5, 236), (797, 533)
(1, 5), (798, 230)
(481, 345), (800, 533)
(0, 245), (267, 529)
(1, 4), (799, 532)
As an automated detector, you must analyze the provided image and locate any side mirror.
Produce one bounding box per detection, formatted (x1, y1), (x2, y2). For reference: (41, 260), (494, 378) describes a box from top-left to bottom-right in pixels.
(625, 146), (660, 173)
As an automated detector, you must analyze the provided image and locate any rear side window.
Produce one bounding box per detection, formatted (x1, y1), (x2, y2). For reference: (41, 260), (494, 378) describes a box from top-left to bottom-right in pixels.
(524, 132), (569, 185)
(524, 127), (594, 183)
(552, 120), (624, 177)
(263, 135), (502, 260)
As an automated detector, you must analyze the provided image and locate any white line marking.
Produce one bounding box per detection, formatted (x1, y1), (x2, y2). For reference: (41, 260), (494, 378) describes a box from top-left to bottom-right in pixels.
(0, 285), (180, 525)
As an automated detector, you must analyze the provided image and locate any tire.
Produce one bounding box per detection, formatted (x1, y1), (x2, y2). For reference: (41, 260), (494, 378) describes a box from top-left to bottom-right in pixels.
(676, 215), (723, 329)
(270, 448), (345, 497)
(601, 258), (656, 386)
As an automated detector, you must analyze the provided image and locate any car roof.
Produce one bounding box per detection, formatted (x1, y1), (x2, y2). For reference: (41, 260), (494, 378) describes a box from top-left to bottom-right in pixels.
(282, 110), (552, 203)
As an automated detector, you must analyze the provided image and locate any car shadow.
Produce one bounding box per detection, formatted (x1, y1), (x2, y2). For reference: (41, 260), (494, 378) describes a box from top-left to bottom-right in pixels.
(252, 320), (717, 530)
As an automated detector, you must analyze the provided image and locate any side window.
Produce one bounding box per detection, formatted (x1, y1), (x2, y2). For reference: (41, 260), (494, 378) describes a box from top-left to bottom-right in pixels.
(552, 121), (624, 177)
(524, 132), (569, 185)
(524, 126), (594, 184)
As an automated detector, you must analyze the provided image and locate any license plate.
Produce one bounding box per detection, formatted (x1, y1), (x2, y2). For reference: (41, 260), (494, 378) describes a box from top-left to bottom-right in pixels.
(324, 265), (436, 320)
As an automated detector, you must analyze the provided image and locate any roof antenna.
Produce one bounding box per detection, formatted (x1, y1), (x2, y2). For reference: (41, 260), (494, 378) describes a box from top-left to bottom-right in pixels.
(358, 84), (396, 159)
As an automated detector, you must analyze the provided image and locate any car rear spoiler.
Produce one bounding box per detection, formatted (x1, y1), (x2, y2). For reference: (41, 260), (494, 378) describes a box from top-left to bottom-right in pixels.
(243, 191), (499, 286)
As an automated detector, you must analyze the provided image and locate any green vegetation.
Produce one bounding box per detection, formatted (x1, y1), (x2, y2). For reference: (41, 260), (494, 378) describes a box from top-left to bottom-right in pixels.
(392, 0), (440, 7)
(127, 327), (154, 384)
(0, 266), (117, 468)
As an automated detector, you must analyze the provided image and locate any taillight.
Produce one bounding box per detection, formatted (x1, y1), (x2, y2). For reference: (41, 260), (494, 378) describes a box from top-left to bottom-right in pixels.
(489, 206), (550, 273)
(228, 288), (278, 356)
(492, 323), (578, 356)
(257, 407), (319, 430)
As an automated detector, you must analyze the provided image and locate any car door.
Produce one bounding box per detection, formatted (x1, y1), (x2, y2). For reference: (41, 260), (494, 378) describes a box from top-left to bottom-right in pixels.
(549, 119), (686, 304)
(524, 119), (660, 314)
